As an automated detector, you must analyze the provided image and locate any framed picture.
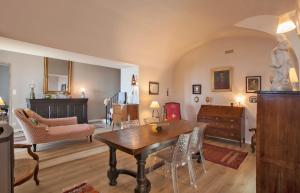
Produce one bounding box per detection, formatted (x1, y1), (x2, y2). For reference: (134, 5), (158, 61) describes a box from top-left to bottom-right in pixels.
(211, 67), (232, 92)
(149, 81), (159, 95)
(249, 96), (257, 103)
(246, 76), (261, 93)
(192, 84), (201, 94)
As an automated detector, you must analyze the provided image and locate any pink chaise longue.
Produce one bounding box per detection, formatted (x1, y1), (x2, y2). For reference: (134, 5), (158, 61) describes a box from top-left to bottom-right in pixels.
(14, 108), (95, 152)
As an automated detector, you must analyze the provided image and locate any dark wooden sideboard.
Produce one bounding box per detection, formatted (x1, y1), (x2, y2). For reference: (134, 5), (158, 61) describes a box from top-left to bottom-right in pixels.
(26, 98), (88, 123)
(257, 91), (300, 193)
(197, 105), (245, 146)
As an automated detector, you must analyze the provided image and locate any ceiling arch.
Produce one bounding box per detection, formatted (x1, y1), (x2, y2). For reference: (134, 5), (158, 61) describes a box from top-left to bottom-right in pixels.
(0, 0), (296, 69)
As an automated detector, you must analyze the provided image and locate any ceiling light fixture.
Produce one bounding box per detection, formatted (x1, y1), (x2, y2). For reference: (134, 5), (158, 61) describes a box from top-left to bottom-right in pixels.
(277, 10), (297, 34)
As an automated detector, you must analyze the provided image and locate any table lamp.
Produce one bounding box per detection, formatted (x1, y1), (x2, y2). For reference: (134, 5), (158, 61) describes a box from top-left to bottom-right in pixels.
(0, 97), (5, 107)
(150, 101), (160, 118)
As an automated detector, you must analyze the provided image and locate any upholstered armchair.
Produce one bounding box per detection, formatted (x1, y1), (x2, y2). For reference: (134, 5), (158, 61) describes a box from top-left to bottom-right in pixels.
(164, 102), (181, 121)
(14, 108), (95, 152)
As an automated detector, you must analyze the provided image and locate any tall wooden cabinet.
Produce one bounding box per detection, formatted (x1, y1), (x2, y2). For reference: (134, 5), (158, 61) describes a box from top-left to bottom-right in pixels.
(257, 92), (300, 193)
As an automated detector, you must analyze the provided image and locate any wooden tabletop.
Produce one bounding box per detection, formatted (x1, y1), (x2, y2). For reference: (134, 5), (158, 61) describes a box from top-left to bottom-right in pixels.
(94, 120), (206, 155)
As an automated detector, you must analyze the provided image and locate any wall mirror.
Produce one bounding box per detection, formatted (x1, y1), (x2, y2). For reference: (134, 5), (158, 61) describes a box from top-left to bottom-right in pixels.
(44, 57), (72, 95)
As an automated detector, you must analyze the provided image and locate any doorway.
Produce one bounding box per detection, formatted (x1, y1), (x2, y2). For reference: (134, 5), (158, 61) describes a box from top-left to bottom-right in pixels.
(0, 64), (10, 125)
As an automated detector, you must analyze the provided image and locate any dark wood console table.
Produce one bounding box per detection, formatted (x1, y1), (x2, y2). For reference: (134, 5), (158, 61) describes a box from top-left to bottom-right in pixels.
(26, 98), (88, 123)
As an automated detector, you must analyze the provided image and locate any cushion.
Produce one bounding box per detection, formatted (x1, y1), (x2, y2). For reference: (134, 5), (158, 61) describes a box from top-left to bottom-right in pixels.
(29, 118), (39, 126)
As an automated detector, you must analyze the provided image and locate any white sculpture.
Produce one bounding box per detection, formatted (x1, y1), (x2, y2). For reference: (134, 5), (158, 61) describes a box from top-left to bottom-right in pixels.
(270, 34), (294, 91)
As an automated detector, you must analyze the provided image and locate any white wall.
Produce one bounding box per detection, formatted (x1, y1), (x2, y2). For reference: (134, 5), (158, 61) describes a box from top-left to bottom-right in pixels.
(0, 65), (10, 104)
(120, 67), (139, 104)
(173, 36), (278, 143)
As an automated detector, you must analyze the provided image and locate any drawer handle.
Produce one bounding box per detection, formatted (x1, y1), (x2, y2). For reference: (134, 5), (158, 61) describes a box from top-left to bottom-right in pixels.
(230, 119), (234, 122)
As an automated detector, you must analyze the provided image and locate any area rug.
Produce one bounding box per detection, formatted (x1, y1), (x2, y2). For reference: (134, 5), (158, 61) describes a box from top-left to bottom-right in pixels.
(203, 143), (248, 169)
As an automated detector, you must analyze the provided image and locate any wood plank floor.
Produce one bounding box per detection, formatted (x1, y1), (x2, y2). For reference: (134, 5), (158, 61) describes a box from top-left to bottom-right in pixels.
(15, 139), (256, 193)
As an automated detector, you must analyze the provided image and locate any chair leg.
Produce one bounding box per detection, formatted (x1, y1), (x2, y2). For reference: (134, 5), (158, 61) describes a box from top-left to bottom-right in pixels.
(187, 158), (197, 188)
(89, 135), (93, 142)
(171, 164), (179, 193)
(34, 165), (39, 185)
(33, 144), (37, 152)
(199, 150), (206, 173)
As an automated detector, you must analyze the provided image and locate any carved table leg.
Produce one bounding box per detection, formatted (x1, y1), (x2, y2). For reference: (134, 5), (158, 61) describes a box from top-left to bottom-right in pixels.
(135, 153), (151, 193)
(107, 146), (118, 186)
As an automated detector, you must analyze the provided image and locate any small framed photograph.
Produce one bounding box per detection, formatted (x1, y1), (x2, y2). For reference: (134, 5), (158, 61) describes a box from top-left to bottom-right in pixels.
(149, 81), (159, 95)
(246, 76), (261, 93)
(249, 96), (257, 103)
(211, 67), (233, 92)
(192, 84), (201, 94)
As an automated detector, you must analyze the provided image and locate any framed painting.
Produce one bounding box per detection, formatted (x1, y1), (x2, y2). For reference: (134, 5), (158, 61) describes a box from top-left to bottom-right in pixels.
(192, 84), (201, 94)
(211, 67), (232, 92)
(246, 76), (261, 93)
(149, 81), (159, 95)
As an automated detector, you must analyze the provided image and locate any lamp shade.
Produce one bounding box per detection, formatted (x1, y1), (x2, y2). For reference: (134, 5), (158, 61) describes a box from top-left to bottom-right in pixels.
(150, 101), (160, 109)
(0, 97), (5, 106)
(277, 11), (297, 34)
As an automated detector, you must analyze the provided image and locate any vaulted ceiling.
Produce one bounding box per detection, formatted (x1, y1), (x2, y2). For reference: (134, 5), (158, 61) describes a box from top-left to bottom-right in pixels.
(0, 0), (296, 68)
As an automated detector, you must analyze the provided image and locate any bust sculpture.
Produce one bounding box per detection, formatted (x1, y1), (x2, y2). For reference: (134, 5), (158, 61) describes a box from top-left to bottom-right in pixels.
(270, 34), (294, 91)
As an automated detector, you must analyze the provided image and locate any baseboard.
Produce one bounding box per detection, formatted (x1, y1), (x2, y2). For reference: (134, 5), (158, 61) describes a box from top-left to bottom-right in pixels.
(88, 119), (105, 123)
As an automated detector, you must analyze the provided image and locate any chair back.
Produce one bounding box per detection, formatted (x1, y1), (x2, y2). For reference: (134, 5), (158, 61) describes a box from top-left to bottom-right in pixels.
(144, 117), (160, 124)
(188, 125), (206, 154)
(172, 133), (191, 167)
(165, 102), (181, 121)
(120, 120), (140, 130)
(14, 108), (47, 144)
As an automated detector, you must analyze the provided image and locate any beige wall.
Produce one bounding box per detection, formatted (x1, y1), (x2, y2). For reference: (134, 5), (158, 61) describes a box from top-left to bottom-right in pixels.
(0, 50), (120, 129)
(71, 62), (120, 120)
(172, 36), (278, 143)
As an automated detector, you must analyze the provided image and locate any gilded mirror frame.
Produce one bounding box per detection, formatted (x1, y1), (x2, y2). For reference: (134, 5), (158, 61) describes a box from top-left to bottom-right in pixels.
(43, 57), (72, 95)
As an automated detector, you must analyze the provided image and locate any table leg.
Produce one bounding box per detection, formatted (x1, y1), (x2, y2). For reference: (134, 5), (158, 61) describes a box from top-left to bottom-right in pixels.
(134, 153), (151, 193)
(107, 146), (118, 186)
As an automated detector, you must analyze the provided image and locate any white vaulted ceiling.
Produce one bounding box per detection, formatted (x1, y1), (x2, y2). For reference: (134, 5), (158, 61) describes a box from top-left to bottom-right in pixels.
(0, 0), (296, 68)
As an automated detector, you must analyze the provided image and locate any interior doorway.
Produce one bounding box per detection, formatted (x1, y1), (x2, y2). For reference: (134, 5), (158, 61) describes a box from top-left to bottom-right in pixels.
(0, 64), (10, 125)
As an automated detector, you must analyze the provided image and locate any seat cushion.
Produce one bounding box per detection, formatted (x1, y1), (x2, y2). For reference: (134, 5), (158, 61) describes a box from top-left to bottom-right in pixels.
(14, 159), (37, 186)
(47, 124), (95, 141)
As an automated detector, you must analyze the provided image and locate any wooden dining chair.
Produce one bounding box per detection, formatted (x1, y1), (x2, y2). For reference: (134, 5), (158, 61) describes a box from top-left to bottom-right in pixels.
(120, 120), (140, 130)
(14, 144), (39, 187)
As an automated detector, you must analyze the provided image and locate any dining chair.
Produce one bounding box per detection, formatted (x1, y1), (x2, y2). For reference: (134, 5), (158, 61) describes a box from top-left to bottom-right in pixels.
(164, 102), (181, 121)
(144, 117), (160, 124)
(120, 120), (140, 130)
(156, 133), (196, 193)
(188, 126), (206, 173)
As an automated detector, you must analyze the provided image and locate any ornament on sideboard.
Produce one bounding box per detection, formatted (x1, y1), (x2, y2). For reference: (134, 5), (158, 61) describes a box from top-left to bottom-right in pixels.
(80, 88), (86, 98)
(29, 83), (36, 99)
(270, 34), (298, 91)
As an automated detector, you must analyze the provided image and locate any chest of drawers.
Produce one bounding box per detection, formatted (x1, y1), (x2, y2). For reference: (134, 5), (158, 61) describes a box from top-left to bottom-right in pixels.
(197, 105), (245, 146)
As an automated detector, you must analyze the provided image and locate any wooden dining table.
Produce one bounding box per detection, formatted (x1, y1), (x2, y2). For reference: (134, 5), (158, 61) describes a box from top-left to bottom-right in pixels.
(94, 120), (205, 193)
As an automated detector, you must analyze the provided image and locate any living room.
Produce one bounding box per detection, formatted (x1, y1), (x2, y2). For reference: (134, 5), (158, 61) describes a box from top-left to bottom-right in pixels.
(0, 1), (300, 193)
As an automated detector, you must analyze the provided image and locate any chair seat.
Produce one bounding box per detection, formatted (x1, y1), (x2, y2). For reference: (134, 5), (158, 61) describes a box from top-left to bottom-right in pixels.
(156, 148), (173, 163)
(14, 159), (37, 186)
(47, 124), (95, 140)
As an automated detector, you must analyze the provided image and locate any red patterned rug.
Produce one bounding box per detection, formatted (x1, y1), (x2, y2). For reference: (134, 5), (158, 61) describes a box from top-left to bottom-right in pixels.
(203, 143), (248, 169)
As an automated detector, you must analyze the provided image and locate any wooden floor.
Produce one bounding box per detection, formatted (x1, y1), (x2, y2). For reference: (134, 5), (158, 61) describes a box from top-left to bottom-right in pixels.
(14, 139), (256, 193)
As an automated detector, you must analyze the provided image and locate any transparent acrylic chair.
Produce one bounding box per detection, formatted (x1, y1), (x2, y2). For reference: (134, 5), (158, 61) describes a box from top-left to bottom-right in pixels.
(156, 133), (196, 193)
(120, 120), (140, 130)
(188, 126), (207, 174)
